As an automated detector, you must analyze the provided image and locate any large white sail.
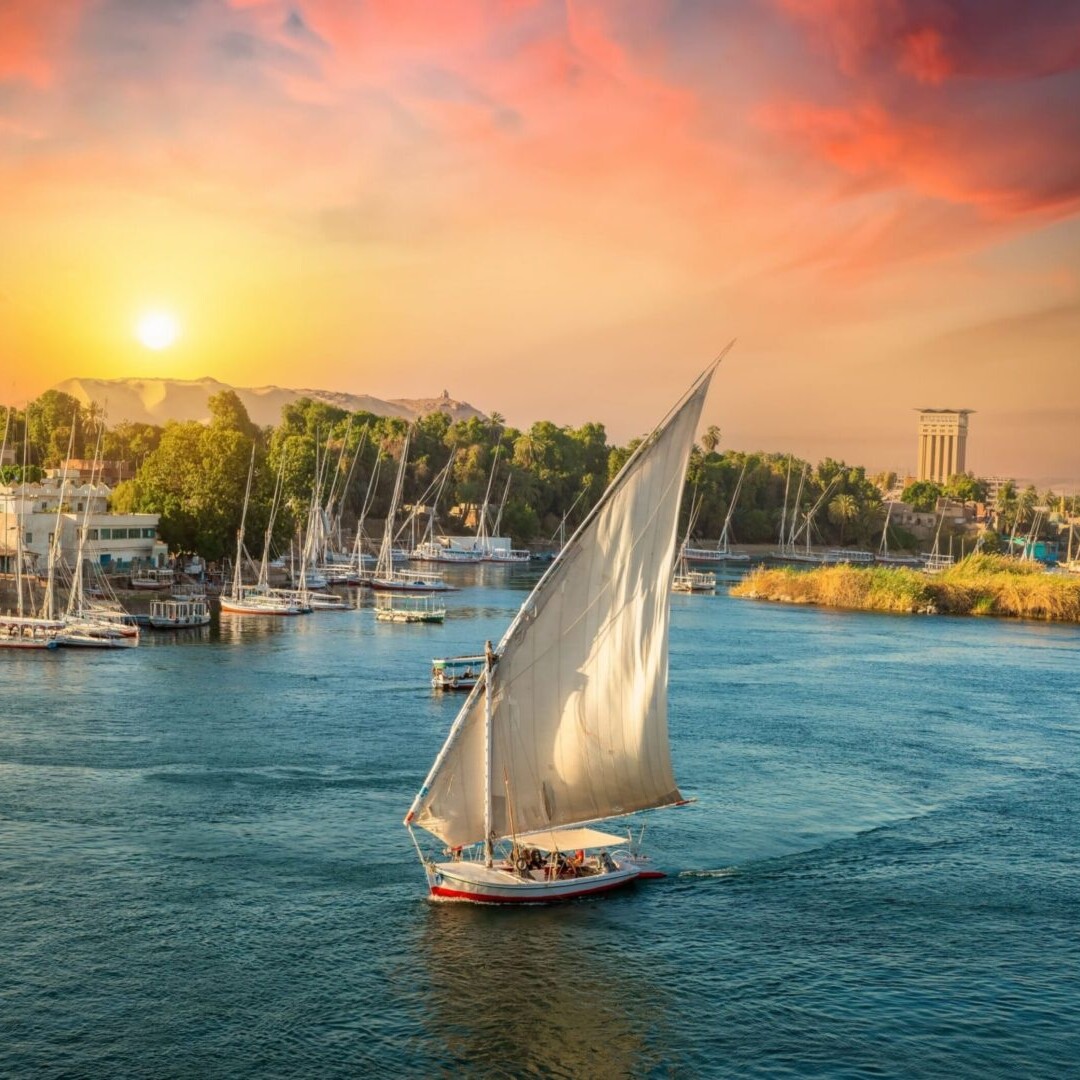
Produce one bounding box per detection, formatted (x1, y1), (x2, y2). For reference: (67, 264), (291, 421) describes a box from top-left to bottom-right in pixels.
(407, 366), (715, 848)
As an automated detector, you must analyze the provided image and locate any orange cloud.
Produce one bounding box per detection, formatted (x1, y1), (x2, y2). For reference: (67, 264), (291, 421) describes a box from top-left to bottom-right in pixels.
(0, 3), (82, 87)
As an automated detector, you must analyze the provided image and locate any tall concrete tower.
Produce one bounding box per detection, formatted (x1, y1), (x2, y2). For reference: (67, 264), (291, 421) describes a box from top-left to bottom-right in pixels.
(916, 409), (972, 484)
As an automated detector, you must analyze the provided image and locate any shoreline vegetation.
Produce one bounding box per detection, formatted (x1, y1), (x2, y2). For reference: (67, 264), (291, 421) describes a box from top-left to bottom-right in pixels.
(730, 555), (1080, 622)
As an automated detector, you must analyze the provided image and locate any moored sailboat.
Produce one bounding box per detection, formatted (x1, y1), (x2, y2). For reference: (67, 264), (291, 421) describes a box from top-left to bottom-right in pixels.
(219, 446), (303, 616)
(404, 357), (724, 903)
(371, 430), (457, 593)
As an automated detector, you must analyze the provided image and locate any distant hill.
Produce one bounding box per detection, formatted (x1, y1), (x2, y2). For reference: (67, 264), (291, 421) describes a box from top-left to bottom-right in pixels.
(50, 377), (485, 428)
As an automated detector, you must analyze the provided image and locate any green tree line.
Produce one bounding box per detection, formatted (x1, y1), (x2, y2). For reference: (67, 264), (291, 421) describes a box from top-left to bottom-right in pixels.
(4, 391), (1077, 562)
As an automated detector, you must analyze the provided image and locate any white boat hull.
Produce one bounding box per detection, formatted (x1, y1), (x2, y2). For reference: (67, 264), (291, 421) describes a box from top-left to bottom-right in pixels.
(425, 859), (642, 904)
(149, 614), (211, 628)
(370, 577), (456, 593)
(219, 598), (302, 616)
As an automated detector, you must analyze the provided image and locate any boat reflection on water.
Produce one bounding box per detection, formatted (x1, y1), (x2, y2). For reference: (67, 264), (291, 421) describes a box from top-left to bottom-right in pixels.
(216, 612), (291, 644)
(414, 904), (667, 1077)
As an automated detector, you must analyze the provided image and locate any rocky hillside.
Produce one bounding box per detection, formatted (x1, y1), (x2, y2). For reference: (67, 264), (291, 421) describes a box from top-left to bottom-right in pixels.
(51, 377), (485, 428)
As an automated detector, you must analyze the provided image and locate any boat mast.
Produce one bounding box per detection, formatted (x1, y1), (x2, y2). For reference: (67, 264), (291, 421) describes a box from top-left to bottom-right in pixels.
(16, 419), (29, 617)
(778, 457), (792, 553)
(66, 420), (104, 620)
(353, 453), (381, 570)
(476, 445), (501, 555)
(788, 465), (807, 551)
(377, 428), (410, 579)
(42, 419), (78, 622)
(878, 500), (894, 557)
(718, 461), (747, 554)
(483, 638), (495, 867)
(0, 411), (7, 602)
(491, 475), (512, 543)
(232, 443), (256, 602)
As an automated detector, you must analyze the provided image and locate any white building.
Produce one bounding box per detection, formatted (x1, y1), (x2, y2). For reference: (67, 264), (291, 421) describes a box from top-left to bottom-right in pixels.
(0, 479), (167, 572)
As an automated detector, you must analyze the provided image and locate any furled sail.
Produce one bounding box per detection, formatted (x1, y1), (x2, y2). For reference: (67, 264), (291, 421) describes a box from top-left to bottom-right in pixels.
(407, 366), (715, 848)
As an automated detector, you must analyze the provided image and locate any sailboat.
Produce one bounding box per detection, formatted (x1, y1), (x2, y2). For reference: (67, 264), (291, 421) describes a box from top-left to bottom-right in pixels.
(875, 501), (921, 567)
(219, 445), (303, 616)
(1059, 523), (1080, 574)
(404, 358), (723, 903)
(371, 430), (457, 593)
(673, 492), (716, 593)
(0, 414), (63, 650)
(682, 461), (750, 566)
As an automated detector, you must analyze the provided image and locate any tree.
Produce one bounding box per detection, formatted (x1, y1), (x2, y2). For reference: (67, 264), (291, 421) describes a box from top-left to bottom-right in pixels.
(901, 480), (943, 513)
(701, 425), (721, 454)
(945, 473), (985, 509)
(828, 493), (858, 545)
(129, 421), (265, 560)
(1016, 484), (1039, 528)
(26, 390), (89, 466)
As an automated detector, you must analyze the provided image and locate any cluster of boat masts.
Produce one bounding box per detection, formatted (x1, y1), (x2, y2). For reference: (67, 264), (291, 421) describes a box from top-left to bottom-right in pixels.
(669, 459), (992, 595)
(218, 426), (551, 622)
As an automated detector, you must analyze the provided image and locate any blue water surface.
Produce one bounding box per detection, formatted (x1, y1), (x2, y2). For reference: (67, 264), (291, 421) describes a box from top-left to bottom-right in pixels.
(1, 565), (1078, 1078)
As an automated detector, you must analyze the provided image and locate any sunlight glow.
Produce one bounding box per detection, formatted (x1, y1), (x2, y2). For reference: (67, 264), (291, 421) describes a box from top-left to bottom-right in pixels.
(135, 310), (180, 350)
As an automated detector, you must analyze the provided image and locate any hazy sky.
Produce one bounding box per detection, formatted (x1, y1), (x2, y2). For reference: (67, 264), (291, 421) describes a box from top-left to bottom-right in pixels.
(1, 1), (1078, 484)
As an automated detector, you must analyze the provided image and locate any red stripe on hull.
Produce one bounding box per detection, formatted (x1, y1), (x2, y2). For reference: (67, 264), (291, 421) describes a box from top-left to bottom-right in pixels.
(429, 876), (638, 905)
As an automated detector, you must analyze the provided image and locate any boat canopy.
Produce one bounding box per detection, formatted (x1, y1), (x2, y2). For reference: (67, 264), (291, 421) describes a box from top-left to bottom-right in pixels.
(512, 827), (627, 852)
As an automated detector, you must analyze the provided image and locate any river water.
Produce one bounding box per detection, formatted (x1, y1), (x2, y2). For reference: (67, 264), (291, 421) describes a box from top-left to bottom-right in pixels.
(2, 565), (1078, 1077)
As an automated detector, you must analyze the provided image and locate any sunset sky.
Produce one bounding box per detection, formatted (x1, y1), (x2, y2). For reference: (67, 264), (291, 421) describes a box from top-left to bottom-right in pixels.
(1, 1), (1078, 484)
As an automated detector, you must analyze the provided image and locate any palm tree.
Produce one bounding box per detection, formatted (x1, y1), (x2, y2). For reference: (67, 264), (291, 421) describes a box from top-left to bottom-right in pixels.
(701, 425), (721, 454)
(828, 493), (859, 546)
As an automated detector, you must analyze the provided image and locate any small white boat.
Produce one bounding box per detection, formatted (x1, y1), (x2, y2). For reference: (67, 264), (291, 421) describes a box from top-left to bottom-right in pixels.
(149, 599), (211, 629)
(482, 547), (532, 563)
(375, 593), (446, 623)
(431, 655), (485, 691)
(219, 591), (304, 616)
(370, 569), (457, 593)
(0, 617), (64, 650)
(55, 621), (139, 648)
(305, 591), (352, 611)
(823, 549), (875, 565)
(129, 568), (175, 591)
(672, 567), (716, 593)
(412, 541), (481, 564)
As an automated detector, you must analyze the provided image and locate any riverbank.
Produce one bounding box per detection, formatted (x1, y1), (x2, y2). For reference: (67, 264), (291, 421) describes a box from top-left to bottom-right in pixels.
(731, 554), (1080, 621)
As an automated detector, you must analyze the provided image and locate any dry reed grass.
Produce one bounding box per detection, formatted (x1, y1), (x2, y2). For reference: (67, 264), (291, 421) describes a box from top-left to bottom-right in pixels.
(731, 555), (1080, 622)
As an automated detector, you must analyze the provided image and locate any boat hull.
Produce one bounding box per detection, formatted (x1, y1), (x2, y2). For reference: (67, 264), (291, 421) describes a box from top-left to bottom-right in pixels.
(370, 578), (456, 593)
(425, 860), (641, 904)
(149, 616), (211, 629)
(219, 600), (302, 616)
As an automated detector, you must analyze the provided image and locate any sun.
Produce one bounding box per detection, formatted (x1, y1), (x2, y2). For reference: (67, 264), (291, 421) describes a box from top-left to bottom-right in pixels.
(135, 310), (181, 350)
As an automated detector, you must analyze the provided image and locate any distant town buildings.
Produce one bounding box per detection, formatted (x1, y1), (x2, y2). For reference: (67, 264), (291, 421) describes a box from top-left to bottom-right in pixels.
(981, 476), (1013, 507)
(59, 458), (134, 487)
(0, 477), (166, 572)
(916, 409), (972, 484)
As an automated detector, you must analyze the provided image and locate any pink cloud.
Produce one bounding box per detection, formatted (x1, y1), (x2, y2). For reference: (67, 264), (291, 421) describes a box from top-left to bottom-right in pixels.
(0, 3), (83, 87)
(764, 1), (1080, 224)
(778, 0), (1080, 82)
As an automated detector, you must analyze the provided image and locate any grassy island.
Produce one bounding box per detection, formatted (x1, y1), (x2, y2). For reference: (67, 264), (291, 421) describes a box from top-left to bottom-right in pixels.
(731, 554), (1080, 622)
